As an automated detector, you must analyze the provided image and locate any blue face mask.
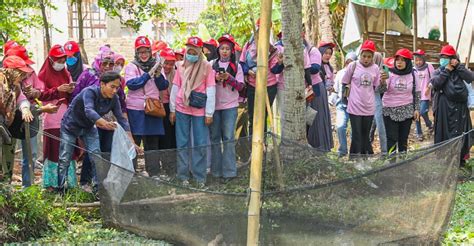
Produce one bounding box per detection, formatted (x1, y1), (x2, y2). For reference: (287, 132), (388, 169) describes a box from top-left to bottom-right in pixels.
(186, 54), (199, 63)
(66, 56), (78, 66)
(439, 58), (450, 67)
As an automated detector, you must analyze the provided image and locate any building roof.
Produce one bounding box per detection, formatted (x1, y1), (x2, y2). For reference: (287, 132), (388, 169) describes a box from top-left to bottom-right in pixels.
(168, 0), (207, 23)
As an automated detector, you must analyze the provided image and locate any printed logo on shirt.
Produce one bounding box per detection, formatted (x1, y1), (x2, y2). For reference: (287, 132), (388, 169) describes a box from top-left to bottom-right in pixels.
(418, 72), (425, 79)
(66, 43), (73, 51)
(360, 73), (373, 86)
(395, 77), (408, 91)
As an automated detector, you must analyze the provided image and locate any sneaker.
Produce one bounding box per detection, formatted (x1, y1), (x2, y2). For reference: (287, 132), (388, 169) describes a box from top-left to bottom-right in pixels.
(140, 170), (149, 177)
(181, 180), (190, 187)
(416, 135), (424, 141)
(81, 184), (93, 193)
(196, 182), (206, 189)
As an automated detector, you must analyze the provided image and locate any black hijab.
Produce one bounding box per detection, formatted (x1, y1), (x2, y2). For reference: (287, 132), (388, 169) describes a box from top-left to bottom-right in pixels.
(67, 52), (84, 82)
(390, 58), (413, 75)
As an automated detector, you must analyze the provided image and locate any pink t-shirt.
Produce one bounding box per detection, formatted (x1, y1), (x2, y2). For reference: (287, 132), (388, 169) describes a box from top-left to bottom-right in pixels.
(125, 63), (161, 111)
(342, 62), (381, 116)
(173, 61), (216, 117)
(213, 60), (244, 110)
(322, 64), (335, 87)
(304, 46), (323, 85)
(382, 73), (418, 108)
(160, 68), (176, 104)
(415, 63), (434, 101)
(239, 43), (282, 88)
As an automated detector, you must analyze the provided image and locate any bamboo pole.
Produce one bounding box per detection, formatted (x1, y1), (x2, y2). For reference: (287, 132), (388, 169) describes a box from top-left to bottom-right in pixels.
(442, 0), (447, 43)
(456, 0), (470, 51)
(247, 0), (272, 244)
(363, 6), (369, 40)
(413, 0), (418, 51)
(383, 9), (387, 55)
(466, 17), (474, 65)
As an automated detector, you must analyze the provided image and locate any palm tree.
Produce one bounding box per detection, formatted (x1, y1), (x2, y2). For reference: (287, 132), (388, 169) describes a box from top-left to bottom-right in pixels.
(281, 0), (306, 142)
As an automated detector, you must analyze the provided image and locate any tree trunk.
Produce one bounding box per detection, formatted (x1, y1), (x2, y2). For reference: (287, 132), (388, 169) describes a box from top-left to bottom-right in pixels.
(303, 0), (319, 46)
(76, 0), (89, 64)
(317, 0), (337, 68)
(39, 0), (51, 56)
(281, 0), (306, 142)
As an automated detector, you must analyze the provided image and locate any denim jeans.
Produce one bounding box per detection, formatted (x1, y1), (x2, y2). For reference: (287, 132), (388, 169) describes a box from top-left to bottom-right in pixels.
(21, 136), (37, 187)
(373, 92), (387, 153)
(80, 128), (114, 185)
(209, 107), (238, 178)
(335, 103), (349, 156)
(58, 127), (100, 190)
(175, 111), (209, 183)
(416, 100), (433, 136)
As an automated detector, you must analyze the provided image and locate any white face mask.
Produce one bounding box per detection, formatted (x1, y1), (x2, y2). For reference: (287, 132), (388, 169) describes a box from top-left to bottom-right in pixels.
(52, 62), (65, 71)
(114, 66), (123, 73)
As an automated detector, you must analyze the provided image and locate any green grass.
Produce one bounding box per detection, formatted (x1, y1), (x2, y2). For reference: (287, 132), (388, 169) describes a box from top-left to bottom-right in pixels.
(443, 180), (474, 245)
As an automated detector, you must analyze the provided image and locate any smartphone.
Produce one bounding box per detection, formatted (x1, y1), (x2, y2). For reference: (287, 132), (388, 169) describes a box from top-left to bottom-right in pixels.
(382, 64), (389, 74)
(69, 82), (76, 87)
(218, 67), (226, 74)
(56, 98), (67, 106)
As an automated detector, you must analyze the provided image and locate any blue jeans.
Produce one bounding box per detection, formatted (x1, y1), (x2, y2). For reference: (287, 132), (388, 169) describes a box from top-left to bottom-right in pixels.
(58, 127), (100, 190)
(175, 111), (209, 183)
(416, 100), (433, 136)
(335, 103), (349, 155)
(21, 136), (37, 187)
(209, 108), (238, 178)
(80, 128), (114, 185)
(374, 92), (387, 153)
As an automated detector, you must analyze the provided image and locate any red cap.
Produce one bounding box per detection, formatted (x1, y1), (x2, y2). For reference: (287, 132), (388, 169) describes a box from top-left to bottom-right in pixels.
(440, 45), (456, 57)
(413, 49), (426, 56)
(3, 55), (33, 73)
(318, 41), (336, 49)
(134, 36), (151, 49)
(49, 44), (67, 58)
(64, 41), (80, 56)
(152, 40), (168, 54)
(204, 39), (218, 48)
(218, 34), (236, 46)
(3, 40), (19, 55)
(395, 48), (413, 60)
(159, 48), (176, 61)
(6, 46), (34, 65)
(360, 40), (376, 53)
(384, 57), (395, 68)
(186, 36), (204, 48)
(174, 48), (185, 56)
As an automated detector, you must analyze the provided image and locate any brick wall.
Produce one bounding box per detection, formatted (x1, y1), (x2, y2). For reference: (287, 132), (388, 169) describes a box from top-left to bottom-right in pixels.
(84, 37), (136, 64)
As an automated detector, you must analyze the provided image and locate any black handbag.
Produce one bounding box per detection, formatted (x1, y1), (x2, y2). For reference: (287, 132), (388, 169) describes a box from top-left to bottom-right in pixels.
(189, 91), (207, 108)
(8, 107), (39, 140)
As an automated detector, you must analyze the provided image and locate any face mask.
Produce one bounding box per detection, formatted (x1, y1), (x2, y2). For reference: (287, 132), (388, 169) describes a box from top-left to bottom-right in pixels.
(114, 66), (123, 73)
(66, 56), (78, 66)
(439, 58), (449, 67)
(186, 54), (199, 63)
(52, 62), (66, 71)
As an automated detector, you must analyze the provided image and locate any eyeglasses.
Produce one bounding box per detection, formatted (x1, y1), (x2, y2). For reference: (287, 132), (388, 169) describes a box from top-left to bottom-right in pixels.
(102, 62), (114, 67)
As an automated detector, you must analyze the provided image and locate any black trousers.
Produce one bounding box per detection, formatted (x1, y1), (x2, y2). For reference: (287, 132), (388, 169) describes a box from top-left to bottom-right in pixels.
(349, 114), (374, 155)
(133, 135), (161, 176)
(157, 103), (177, 174)
(247, 84), (278, 135)
(384, 116), (412, 153)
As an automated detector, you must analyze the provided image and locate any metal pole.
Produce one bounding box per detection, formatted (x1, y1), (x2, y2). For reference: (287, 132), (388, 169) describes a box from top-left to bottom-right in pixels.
(456, 0), (470, 51)
(413, 0), (418, 51)
(24, 121), (34, 186)
(466, 16), (474, 65)
(247, 0), (272, 244)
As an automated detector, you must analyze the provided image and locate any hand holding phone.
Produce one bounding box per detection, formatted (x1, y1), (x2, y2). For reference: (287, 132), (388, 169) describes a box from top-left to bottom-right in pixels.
(56, 98), (67, 106)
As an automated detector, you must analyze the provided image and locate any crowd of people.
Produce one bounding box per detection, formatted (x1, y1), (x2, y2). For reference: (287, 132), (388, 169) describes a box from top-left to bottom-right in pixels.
(0, 20), (473, 194)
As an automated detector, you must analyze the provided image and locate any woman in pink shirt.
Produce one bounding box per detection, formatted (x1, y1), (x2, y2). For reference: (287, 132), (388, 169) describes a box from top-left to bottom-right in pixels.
(342, 40), (381, 155)
(413, 49), (435, 140)
(239, 24), (284, 135)
(380, 48), (420, 153)
(125, 36), (169, 176)
(209, 34), (244, 181)
(307, 41), (335, 151)
(169, 36), (216, 187)
(157, 48), (177, 154)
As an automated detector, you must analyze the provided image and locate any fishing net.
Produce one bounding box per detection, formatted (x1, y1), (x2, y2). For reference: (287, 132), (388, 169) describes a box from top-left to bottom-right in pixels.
(91, 132), (463, 245)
